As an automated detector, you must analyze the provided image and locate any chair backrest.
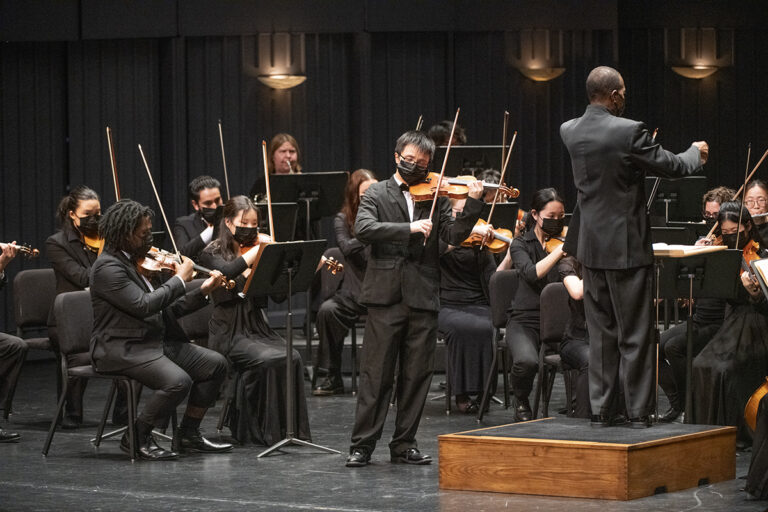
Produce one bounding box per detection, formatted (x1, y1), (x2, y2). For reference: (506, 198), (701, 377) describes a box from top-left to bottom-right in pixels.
(319, 247), (345, 301)
(52, 291), (93, 357)
(489, 269), (519, 329)
(13, 268), (56, 328)
(539, 282), (571, 348)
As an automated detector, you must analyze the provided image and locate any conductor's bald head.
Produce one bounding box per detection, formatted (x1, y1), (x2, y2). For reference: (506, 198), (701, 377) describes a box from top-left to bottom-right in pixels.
(586, 66), (625, 116)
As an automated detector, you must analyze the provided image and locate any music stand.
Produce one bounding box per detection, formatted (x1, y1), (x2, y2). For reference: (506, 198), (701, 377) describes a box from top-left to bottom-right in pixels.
(651, 227), (696, 245)
(654, 247), (741, 422)
(481, 202), (518, 229)
(433, 145), (503, 177)
(666, 221), (712, 241)
(256, 202), (298, 241)
(645, 176), (707, 222)
(241, 240), (341, 457)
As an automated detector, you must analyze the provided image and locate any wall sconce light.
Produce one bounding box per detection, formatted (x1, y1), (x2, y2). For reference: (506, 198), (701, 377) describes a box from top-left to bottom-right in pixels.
(242, 33), (307, 90)
(665, 28), (733, 79)
(506, 29), (566, 82)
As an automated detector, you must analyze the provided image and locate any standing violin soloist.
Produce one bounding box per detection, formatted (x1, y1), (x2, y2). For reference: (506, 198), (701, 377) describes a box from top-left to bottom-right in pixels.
(560, 66), (708, 427)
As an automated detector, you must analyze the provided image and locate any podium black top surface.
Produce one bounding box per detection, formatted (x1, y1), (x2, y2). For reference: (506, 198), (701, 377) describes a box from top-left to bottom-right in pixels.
(451, 417), (732, 445)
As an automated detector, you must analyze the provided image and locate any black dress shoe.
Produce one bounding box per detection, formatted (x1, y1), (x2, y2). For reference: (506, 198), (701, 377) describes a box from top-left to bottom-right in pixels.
(346, 449), (370, 467)
(590, 414), (627, 427)
(391, 448), (432, 465)
(121, 432), (178, 460)
(0, 428), (21, 443)
(60, 414), (82, 430)
(658, 407), (682, 423)
(627, 416), (652, 429)
(172, 428), (233, 454)
(312, 374), (345, 396)
(513, 398), (532, 422)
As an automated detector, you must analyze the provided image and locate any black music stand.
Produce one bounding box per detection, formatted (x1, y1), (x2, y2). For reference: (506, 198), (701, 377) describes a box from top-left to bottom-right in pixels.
(654, 248), (741, 422)
(481, 202), (518, 229)
(645, 176), (707, 223)
(241, 240), (341, 457)
(651, 227), (696, 245)
(666, 221), (712, 241)
(256, 202), (298, 241)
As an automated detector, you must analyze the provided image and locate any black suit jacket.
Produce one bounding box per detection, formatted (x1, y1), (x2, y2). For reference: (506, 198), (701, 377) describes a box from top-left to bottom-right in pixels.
(334, 212), (368, 299)
(46, 227), (98, 325)
(173, 212), (208, 261)
(560, 104), (702, 269)
(355, 175), (482, 312)
(89, 249), (207, 373)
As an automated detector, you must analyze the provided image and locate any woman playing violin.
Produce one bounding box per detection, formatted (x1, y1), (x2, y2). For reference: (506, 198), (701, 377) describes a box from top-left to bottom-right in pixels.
(692, 201), (768, 446)
(497, 188), (567, 422)
(45, 185), (106, 428)
(199, 195), (311, 445)
(745, 180), (768, 241)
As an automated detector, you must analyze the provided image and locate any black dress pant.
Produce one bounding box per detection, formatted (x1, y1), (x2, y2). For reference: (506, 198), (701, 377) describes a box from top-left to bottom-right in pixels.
(560, 335), (590, 418)
(658, 320), (721, 409)
(120, 340), (227, 427)
(504, 317), (540, 400)
(747, 393), (768, 499)
(315, 292), (366, 373)
(0, 333), (27, 407)
(350, 302), (436, 456)
(583, 265), (654, 418)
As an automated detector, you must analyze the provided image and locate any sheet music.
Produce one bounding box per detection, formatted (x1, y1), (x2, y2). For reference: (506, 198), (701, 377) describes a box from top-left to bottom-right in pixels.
(652, 243), (727, 258)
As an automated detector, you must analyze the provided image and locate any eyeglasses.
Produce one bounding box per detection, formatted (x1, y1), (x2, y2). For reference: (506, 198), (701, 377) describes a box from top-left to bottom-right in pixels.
(745, 198), (768, 207)
(703, 214), (717, 220)
(397, 153), (429, 172)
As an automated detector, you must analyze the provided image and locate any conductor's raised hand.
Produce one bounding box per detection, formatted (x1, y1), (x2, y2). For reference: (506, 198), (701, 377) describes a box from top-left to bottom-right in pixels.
(693, 141), (709, 165)
(410, 219), (433, 239)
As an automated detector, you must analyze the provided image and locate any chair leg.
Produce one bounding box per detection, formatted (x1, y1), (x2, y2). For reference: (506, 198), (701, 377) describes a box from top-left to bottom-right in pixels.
(350, 325), (357, 396)
(532, 348), (545, 420)
(125, 380), (137, 462)
(3, 347), (28, 420)
(543, 367), (557, 418)
(477, 342), (499, 422)
(42, 363), (69, 457)
(94, 380), (118, 447)
(564, 369), (574, 417)
(500, 346), (510, 409)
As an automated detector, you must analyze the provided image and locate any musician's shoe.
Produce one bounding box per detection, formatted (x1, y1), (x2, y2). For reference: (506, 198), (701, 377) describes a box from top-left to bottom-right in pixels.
(0, 428), (21, 443)
(312, 374), (345, 396)
(346, 448), (371, 467)
(513, 397), (532, 422)
(60, 414), (82, 430)
(658, 406), (682, 423)
(121, 431), (178, 461)
(172, 428), (233, 454)
(626, 416), (652, 429)
(590, 414), (627, 427)
(390, 448), (432, 465)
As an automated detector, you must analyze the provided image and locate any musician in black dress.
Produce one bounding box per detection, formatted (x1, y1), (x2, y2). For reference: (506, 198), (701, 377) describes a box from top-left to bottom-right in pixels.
(657, 186), (733, 423)
(744, 180), (768, 241)
(692, 201), (768, 444)
(747, 393), (768, 500)
(199, 195), (311, 445)
(172, 176), (223, 262)
(499, 188), (566, 422)
(0, 242), (26, 442)
(313, 169), (377, 395)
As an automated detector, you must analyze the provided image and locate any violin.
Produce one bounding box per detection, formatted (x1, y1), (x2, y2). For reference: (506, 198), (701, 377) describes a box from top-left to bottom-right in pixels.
(745, 377), (768, 432)
(408, 173), (519, 202)
(544, 226), (569, 254)
(460, 219), (513, 253)
(138, 247), (235, 290)
(1, 242), (40, 258)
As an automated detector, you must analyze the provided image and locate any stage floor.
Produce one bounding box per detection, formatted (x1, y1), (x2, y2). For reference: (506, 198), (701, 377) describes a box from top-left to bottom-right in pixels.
(0, 359), (764, 511)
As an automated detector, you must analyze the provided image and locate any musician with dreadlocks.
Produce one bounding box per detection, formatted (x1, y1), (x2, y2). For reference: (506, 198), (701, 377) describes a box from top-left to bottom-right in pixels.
(89, 199), (232, 460)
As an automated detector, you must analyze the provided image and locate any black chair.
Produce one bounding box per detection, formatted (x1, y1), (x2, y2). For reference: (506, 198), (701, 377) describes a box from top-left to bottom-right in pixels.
(5, 269), (57, 419)
(532, 282), (574, 419)
(42, 291), (140, 461)
(477, 269), (518, 421)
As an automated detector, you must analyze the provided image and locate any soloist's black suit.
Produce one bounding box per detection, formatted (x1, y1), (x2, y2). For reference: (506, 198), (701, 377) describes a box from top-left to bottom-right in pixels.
(560, 104), (702, 417)
(0, 273), (27, 410)
(172, 212), (209, 261)
(89, 249), (227, 426)
(350, 175), (482, 455)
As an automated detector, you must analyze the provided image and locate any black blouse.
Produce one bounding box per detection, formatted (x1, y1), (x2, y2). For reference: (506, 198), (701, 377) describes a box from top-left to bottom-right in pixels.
(558, 256), (587, 341)
(507, 228), (561, 318)
(439, 245), (494, 307)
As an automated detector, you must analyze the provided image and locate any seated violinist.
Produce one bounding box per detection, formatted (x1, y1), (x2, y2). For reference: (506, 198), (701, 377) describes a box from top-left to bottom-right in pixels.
(0, 242), (27, 442)
(90, 199), (232, 460)
(427, 120), (467, 147)
(692, 201), (768, 446)
(199, 196), (311, 445)
(172, 176), (224, 262)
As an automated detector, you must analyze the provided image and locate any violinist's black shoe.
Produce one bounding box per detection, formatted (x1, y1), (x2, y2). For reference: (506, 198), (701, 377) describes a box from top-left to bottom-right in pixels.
(391, 448), (431, 465)
(121, 431), (178, 461)
(313, 373), (345, 396)
(172, 427), (233, 454)
(0, 428), (21, 443)
(346, 449), (370, 467)
(627, 416), (652, 429)
(513, 397), (532, 422)
(658, 406), (682, 423)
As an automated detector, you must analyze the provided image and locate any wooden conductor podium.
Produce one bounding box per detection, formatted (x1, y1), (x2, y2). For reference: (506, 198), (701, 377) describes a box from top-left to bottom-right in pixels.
(438, 417), (736, 500)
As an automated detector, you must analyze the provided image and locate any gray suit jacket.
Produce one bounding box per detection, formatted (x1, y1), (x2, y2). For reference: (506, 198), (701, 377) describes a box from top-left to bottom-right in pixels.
(89, 249), (207, 373)
(355, 175), (482, 312)
(560, 104), (702, 269)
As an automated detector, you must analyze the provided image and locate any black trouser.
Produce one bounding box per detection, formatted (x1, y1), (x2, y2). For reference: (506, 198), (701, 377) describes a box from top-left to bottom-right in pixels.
(504, 318), (540, 401)
(658, 320), (721, 410)
(315, 293), (366, 374)
(0, 333), (27, 407)
(120, 341), (227, 427)
(350, 303), (436, 456)
(583, 265), (654, 418)
(560, 335), (590, 418)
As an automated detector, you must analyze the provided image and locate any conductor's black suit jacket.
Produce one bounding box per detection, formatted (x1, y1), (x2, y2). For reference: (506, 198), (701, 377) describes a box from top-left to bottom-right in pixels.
(355, 175), (483, 312)
(560, 104), (702, 270)
(89, 249), (207, 373)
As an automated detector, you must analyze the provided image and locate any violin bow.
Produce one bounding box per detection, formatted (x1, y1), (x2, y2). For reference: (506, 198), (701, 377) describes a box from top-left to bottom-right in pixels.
(645, 128), (661, 215)
(261, 140), (276, 242)
(138, 144), (182, 259)
(501, 111), (509, 180)
(415, 115), (424, 131)
(487, 129), (517, 226)
(707, 145), (768, 240)
(736, 143), (752, 250)
(106, 127), (121, 202)
(425, 108), (460, 245)
(218, 119), (231, 200)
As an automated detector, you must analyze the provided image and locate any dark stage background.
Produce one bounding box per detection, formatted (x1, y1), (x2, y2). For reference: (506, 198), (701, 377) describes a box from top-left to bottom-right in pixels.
(2, 0), (768, 330)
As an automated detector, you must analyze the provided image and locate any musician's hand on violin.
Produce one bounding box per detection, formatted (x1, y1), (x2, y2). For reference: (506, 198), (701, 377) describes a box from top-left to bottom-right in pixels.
(174, 256), (195, 282)
(200, 270), (224, 294)
(741, 271), (761, 296)
(695, 236), (712, 247)
(693, 141), (709, 165)
(471, 222), (494, 246)
(411, 219), (433, 239)
(466, 180), (484, 200)
(0, 241), (19, 271)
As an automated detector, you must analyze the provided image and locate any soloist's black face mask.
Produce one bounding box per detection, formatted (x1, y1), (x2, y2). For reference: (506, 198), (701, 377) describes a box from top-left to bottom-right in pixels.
(396, 155), (429, 186)
(722, 232), (749, 250)
(200, 205), (223, 226)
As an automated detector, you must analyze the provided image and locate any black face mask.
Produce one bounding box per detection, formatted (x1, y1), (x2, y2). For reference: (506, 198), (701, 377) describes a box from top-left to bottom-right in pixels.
(78, 214), (101, 238)
(541, 217), (565, 237)
(200, 205), (223, 226)
(233, 226), (259, 247)
(704, 217), (717, 230)
(722, 232), (749, 250)
(130, 233), (154, 259)
(396, 156), (429, 186)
